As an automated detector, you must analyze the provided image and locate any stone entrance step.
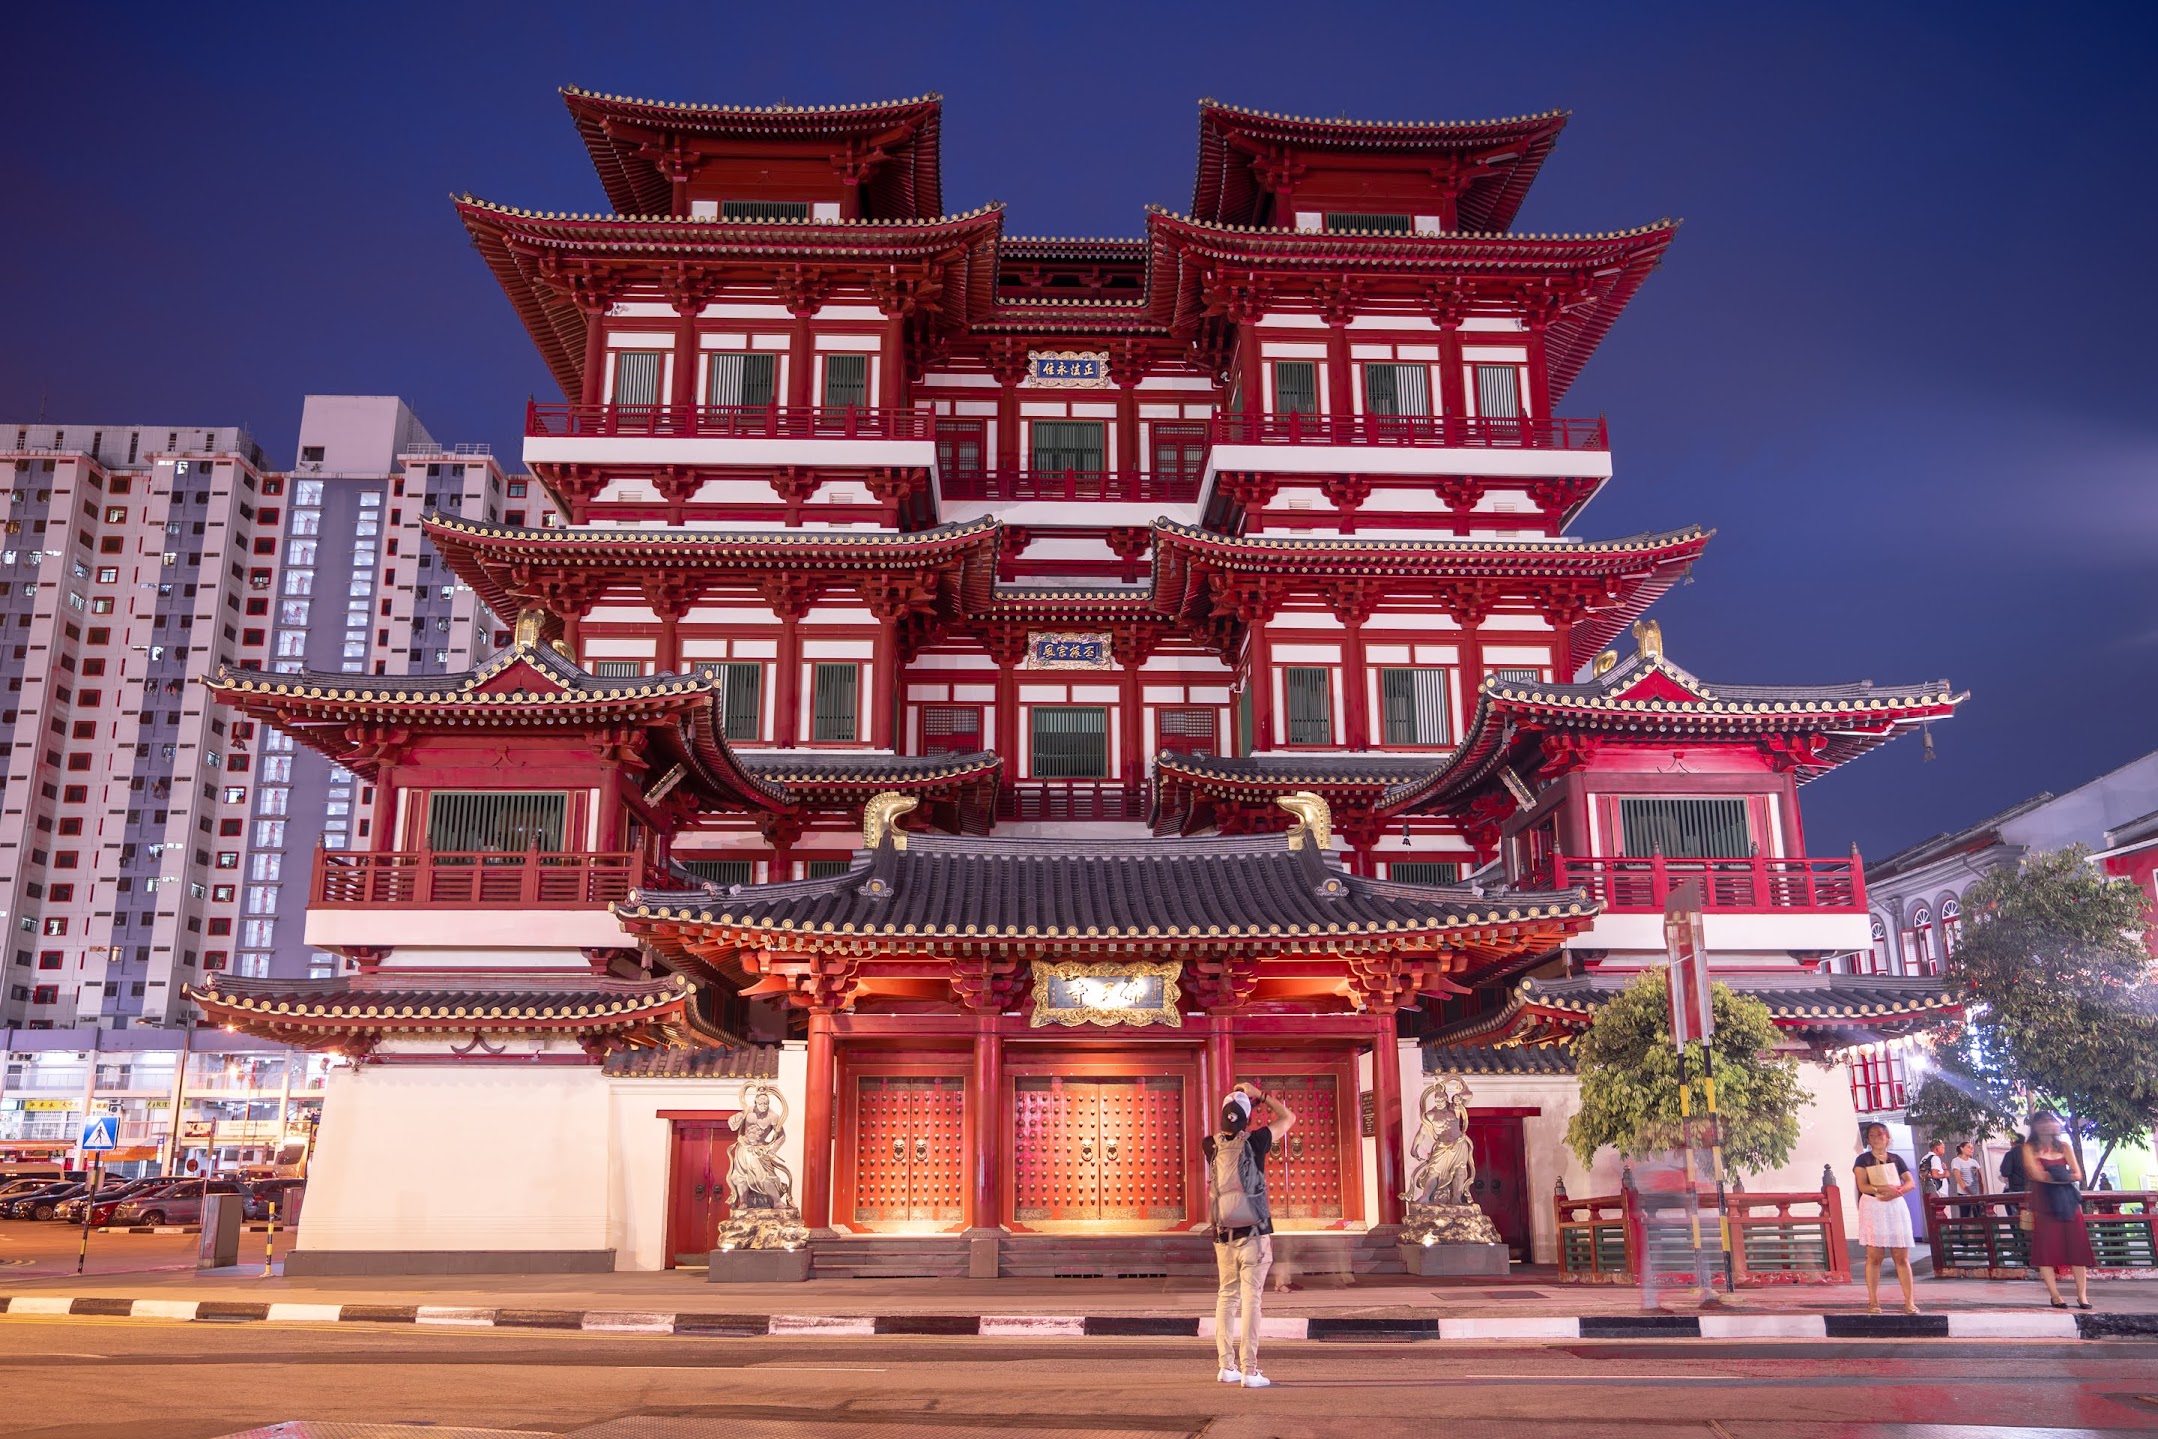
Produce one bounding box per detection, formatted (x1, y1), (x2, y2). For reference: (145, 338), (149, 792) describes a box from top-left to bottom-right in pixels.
(807, 1230), (1413, 1280)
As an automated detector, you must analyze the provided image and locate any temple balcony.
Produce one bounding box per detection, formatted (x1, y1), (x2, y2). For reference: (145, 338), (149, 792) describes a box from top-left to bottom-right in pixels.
(1202, 413), (1613, 486)
(995, 781), (1148, 824)
(937, 468), (1204, 530)
(1544, 852), (1873, 957)
(303, 846), (652, 953)
(523, 400), (937, 473)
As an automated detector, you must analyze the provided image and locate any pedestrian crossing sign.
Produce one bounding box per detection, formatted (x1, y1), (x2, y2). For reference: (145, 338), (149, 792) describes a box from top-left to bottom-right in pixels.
(80, 1114), (118, 1151)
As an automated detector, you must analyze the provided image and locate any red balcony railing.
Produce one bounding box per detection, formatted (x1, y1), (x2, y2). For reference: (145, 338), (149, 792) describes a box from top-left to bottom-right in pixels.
(313, 847), (643, 908)
(1558, 1179), (1850, 1286)
(996, 782), (1146, 822)
(938, 469), (1203, 504)
(526, 400), (934, 441)
(1208, 413), (1608, 450)
(1552, 853), (1866, 913)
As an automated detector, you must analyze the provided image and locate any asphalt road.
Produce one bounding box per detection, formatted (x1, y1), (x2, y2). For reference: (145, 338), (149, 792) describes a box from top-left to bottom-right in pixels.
(3, 1318), (2156, 1439)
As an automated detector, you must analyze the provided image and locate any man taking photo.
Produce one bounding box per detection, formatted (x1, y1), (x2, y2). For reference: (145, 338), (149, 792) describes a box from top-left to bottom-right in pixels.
(1203, 1080), (1294, 1389)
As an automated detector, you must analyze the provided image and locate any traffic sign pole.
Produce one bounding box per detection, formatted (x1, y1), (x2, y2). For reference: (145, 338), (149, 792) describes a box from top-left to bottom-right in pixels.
(76, 1155), (99, 1276)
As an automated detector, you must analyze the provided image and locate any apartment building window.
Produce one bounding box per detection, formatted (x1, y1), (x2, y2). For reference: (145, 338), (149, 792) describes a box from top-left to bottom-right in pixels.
(809, 663), (859, 743)
(1475, 364), (1524, 418)
(254, 820), (284, 848)
(707, 352), (778, 409)
(1271, 361), (1319, 415)
(1387, 861), (1462, 885)
(37, 951), (61, 970)
(1155, 706), (1218, 757)
(1030, 420), (1105, 475)
(1615, 797), (1752, 859)
(31, 986), (56, 1005)
(820, 354), (869, 409)
(920, 703), (982, 754)
(1283, 666), (1334, 746)
(611, 351), (663, 408)
(1030, 705), (1110, 779)
(718, 662), (763, 742)
(1379, 667), (1452, 745)
(1362, 363), (1431, 416)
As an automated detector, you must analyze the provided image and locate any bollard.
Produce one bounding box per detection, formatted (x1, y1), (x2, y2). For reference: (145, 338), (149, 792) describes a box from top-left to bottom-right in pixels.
(263, 1199), (277, 1277)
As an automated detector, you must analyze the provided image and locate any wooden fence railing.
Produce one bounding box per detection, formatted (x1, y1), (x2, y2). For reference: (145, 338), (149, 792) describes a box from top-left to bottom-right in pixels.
(1558, 1179), (1850, 1286)
(1925, 1191), (2158, 1278)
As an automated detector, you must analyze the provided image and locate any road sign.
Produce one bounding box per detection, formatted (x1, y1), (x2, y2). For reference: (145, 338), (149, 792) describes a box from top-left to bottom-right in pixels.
(1662, 878), (1712, 1048)
(79, 1114), (119, 1152)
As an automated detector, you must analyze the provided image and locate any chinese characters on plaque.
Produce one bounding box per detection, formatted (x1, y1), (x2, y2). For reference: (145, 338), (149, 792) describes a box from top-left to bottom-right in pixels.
(1025, 350), (1111, 388)
(1025, 631), (1113, 671)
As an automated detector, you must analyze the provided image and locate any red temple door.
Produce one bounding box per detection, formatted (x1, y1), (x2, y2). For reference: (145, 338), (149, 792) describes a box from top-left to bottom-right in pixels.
(1013, 1076), (1186, 1226)
(665, 1118), (736, 1267)
(852, 1076), (966, 1225)
(1251, 1073), (1346, 1224)
(1465, 1114), (1530, 1261)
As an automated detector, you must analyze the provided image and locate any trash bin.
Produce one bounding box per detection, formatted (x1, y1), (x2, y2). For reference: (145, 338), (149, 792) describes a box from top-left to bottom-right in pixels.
(197, 1192), (243, 1270)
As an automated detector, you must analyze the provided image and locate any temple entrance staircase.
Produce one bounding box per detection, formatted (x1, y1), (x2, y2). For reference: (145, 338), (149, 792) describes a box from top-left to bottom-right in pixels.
(808, 1230), (1409, 1280)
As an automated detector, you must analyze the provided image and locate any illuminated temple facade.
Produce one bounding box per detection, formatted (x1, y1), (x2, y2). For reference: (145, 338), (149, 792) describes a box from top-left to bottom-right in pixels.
(191, 90), (1964, 1275)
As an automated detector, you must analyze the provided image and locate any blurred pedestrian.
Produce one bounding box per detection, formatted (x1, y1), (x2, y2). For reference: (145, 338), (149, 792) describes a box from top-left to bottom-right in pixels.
(2020, 1110), (2094, 1310)
(1918, 1140), (1948, 1200)
(1204, 1081), (1294, 1389)
(1998, 1131), (2027, 1193)
(1854, 1122), (1919, 1315)
(1950, 1141), (1984, 1220)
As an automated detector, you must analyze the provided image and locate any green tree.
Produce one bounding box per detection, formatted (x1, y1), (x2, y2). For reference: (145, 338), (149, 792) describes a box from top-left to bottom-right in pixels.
(1949, 846), (2158, 1175)
(1901, 1038), (2017, 1148)
(1567, 971), (1811, 1176)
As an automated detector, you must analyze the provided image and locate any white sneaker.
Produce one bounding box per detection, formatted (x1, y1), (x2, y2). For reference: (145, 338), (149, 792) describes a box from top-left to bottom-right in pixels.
(1216, 1368), (1243, 1384)
(1242, 1371), (1272, 1388)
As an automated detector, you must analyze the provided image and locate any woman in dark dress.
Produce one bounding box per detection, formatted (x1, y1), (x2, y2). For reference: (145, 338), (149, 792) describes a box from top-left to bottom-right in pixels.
(2019, 1110), (2095, 1309)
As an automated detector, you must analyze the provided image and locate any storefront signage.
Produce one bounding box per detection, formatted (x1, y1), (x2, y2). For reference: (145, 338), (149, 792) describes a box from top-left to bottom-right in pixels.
(180, 1120), (214, 1142)
(1026, 350), (1110, 388)
(21, 1098), (82, 1112)
(1029, 960), (1183, 1029)
(1026, 631), (1113, 671)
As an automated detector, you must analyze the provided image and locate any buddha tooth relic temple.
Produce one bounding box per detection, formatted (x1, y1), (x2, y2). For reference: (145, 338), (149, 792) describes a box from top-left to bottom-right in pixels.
(188, 90), (1966, 1277)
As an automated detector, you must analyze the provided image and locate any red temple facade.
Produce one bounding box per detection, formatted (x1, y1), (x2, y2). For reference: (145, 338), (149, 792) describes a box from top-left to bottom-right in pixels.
(189, 91), (1964, 1276)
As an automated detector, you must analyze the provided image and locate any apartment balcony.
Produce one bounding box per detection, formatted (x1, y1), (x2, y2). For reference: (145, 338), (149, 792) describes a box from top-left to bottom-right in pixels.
(939, 469), (1203, 505)
(996, 782), (1148, 823)
(1548, 852), (1872, 956)
(305, 847), (651, 953)
(523, 400), (937, 475)
(1204, 412), (1613, 485)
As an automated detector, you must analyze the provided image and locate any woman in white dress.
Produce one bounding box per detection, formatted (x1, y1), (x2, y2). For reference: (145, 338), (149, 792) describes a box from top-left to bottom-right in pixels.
(1853, 1121), (1919, 1314)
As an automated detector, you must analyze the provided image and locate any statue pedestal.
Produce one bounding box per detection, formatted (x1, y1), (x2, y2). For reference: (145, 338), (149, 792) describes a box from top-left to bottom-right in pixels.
(1397, 1202), (1507, 1275)
(1398, 1240), (1509, 1277)
(706, 1246), (811, 1284)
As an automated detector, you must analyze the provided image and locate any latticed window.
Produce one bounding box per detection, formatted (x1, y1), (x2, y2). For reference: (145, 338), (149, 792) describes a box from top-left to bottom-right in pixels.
(1283, 667), (1334, 746)
(720, 199), (810, 221)
(718, 662), (763, 742)
(806, 859), (853, 879)
(1030, 420), (1106, 474)
(920, 704), (982, 754)
(1156, 705), (1217, 756)
(425, 792), (567, 852)
(1491, 666), (1543, 683)
(810, 663), (859, 743)
(821, 354), (869, 408)
(1151, 422), (1208, 485)
(706, 352), (777, 408)
(1323, 212), (1413, 232)
(676, 858), (754, 886)
(1030, 705), (1109, 778)
(1271, 361), (1319, 415)
(1476, 364), (1524, 418)
(611, 351), (662, 407)
(1388, 861), (1462, 885)
(1616, 797), (1751, 859)
(591, 661), (643, 677)
(936, 419), (985, 486)
(1362, 363), (1430, 416)
(1380, 667), (1451, 745)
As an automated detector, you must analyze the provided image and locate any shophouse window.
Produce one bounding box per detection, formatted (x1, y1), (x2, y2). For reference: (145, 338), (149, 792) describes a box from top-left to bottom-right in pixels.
(1271, 361), (1319, 415)
(424, 791), (568, 852)
(809, 663), (859, 743)
(1283, 666), (1334, 746)
(1475, 364), (1524, 418)
(1155, 706), (1218, 756)
(1030, 420), (1106, 475)
(1030, 705), (1109, 778)
(1363, 363), (1431, 416)
(676, 858), (754, 886)
(706, 353), (778, 409)
(1616, 797), (1751, 859)
(920, 704), (982, 754)
(821, 354), (869, 409)
(718, 663), (763, 741)
(1387, 861), (1462, 885)
(1939, 897), (1962, 958)
(1379, 667), (1452, 745)
(611, 351), (663, 408)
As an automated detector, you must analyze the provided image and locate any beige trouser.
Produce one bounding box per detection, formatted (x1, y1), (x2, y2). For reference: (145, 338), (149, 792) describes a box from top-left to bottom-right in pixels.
(1213, 1233), (1273, 1373)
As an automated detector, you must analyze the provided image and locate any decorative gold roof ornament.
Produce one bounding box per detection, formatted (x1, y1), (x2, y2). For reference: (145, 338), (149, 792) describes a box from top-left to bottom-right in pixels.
(862, 791), (919, 851)
(548, 638), (575, 661)
(1592, 649), (1619, 677)
(1278, 791), (1333, 851)
(1632, 619), (1663, 664)
(513, 608), (548, 650)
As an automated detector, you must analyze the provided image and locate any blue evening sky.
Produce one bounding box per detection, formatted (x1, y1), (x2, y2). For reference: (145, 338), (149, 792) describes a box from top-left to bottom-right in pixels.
(4, 2), (2155, 860)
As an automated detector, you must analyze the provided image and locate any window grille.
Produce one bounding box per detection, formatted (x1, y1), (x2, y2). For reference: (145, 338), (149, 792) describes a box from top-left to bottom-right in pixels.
(611, 351), (662, 407)
(718, 662), (763, 742)
(1476, 364), (1523, 418)
(1491, 666), (1542, 683)
(676, 858), (754, 886)
(1029, 420), (1106, 474)
(1156, 706), (1218, 755)
(920, 704), (982, 754)
(935, 419), (985, 486)
(1272, 361), (1319, 415)
(806, 859), (853, 879)
(720, 199), (810, 222)
(1379, 667), (1452, 745)
(1362, 363), (1431, 416)
(1388, 861), (1462, 885)
(424, 791), (568, 852)
(1283, 667), (1334, 746)
(810, 663), (859, 743)
(1151, 422), (1208, 485)
(821, 354), (869, 409)
(591, 661), (643, 677)
(1030, 705), (1109, 778)
(706, 352), (777, 408)
(1616, 797), (1751, 859)
(1323, 212), (1413, 232)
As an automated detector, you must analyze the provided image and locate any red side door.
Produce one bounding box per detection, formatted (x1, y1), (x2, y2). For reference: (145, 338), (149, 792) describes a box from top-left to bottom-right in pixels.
(665, 1118), (736, 1267)
(1465, 1115), (1530, 1262)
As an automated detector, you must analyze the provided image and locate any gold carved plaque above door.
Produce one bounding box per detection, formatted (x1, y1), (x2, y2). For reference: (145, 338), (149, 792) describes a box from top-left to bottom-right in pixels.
(1028, 960), (1183, 1028)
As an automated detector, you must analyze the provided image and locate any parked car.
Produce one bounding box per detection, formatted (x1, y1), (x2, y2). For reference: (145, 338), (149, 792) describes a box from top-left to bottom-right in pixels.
(0, 1177), (59, 1206)
(244, 1178), (305, 1222)
(4, 1182), (86, 1221)
(61, 1177), (182, 1226)
(111, 1178), (249, 1227)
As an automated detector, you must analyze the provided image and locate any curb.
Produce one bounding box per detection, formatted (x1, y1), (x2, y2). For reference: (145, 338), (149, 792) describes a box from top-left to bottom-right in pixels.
(0, 1296), (2147, 1341)
(93, 1225), (278, 1235)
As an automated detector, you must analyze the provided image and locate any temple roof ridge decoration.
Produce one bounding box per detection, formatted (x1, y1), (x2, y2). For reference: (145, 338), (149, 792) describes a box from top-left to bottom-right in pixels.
(453, 193), (1003, 229)
(1145, 205), (1680, 245)
(561, 86), (946, 116)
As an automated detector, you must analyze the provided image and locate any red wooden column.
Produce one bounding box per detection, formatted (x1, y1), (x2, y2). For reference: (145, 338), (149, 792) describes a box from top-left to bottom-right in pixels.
(668, 301), (700, 418)
(1325, 318), (1353, 422)
(1370, 1006), (1406, 1226)
(802, 1007), (838, 1230)
(762, 580), (812, 748)
(989, 632), (1025, 775)
(1332, 586), (1375, 750)
(1112, 631), (1150, 790)
(970, 1012), (1003, 1229)
(1246, 622), (1274, 751)
(872, 611), (900, 751)
(581, 307), (608, 408)
(991, 346), (1026, 476)
(1455, 614), (1487, 708)
(1202, 1015), (1236, 1112)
